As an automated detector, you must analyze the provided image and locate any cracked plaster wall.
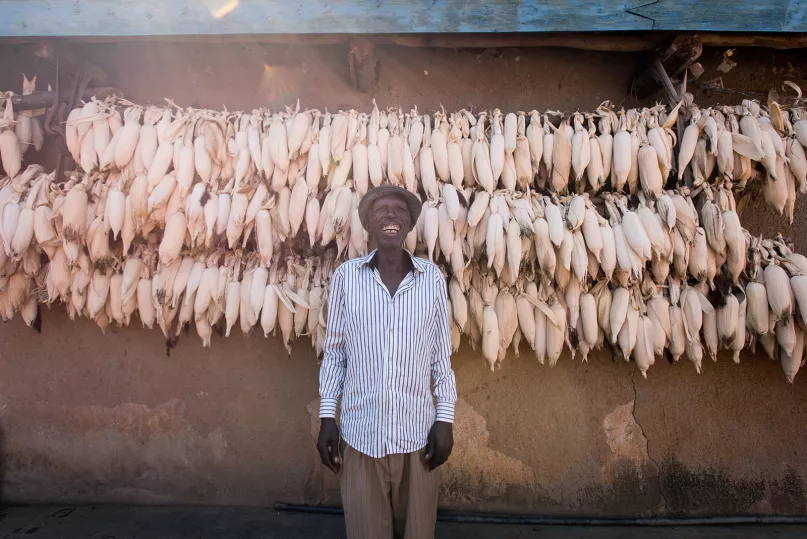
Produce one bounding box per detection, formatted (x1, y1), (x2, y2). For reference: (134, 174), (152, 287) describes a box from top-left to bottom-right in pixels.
(2, 308), (806, 516)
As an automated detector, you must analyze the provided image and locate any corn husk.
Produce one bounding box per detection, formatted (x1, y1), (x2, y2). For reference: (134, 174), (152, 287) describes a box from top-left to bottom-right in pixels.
(764, 264), (792, 322)
(114, 107), (142, 169)
(634, 315), (655, 378)
(637, 144), (662, 199)
(482, 306), (499, 371)
(777, 317), (797, 358)
(617, 301), (639, 361)
(685, 336), (704, 374)
(781, 324), (804, 383)
(702, 303), (718, 362)
(717, 293), (740, 348)
(551, 120), (572, 193)
(546, 302), (566, 367)
(745, 281), (769, 338)
(581, 208), (602, 261)
(786, 137), (807, 193)
(609, 287), (629, 343)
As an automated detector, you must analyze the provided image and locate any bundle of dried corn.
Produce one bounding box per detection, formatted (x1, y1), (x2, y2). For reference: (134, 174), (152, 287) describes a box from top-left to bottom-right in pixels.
(2, 92), (807, 384)
(0, 81), (47, 182)
(40, 96), (807, 218)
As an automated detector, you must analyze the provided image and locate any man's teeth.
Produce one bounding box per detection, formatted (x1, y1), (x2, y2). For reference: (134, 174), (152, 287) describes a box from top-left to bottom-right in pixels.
(382, 225), (400, 235)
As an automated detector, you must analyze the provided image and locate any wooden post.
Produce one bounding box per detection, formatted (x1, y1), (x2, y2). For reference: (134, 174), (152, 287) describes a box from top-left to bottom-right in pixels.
(347, 37), (378, 94)
(631, 35), (702, 100)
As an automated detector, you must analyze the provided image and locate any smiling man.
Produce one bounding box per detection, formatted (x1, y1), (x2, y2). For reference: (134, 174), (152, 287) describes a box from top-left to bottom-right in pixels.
(317, 185), (457, 539)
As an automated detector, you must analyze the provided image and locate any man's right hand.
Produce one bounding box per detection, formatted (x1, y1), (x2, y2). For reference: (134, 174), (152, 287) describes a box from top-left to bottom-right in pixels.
(317, 418), (341, 474)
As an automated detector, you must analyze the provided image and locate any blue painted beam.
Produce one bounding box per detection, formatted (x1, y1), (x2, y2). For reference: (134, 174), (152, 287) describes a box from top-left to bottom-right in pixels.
(0, 0), (803, 37)
(628, 0), (803, 32)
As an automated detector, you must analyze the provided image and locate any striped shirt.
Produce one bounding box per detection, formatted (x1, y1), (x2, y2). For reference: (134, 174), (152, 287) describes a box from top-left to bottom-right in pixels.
(319, 249), (457, 458)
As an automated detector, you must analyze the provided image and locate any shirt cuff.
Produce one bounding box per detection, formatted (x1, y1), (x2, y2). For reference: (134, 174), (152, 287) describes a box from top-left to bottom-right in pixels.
(435, 400), (455, 423)
(319, 397), (339, 419)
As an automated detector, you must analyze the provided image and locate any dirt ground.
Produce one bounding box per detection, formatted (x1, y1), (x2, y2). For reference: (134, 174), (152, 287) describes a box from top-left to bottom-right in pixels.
(2, 505), (807, 539)
(0, 40), (806, 515)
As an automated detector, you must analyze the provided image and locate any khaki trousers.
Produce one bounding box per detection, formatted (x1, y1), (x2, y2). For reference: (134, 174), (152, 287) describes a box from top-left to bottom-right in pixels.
(340, 441), (439, 539)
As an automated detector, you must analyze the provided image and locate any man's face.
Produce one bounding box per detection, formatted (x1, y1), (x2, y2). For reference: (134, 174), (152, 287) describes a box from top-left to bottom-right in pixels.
(369, 194), (413, 249)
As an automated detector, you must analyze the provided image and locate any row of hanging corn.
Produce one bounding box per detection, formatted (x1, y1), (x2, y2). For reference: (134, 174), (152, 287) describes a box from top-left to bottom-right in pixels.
(1, 90), (807, 382)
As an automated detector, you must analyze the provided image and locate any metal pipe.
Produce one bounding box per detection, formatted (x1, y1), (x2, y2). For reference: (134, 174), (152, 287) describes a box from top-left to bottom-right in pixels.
(273, 502), (807, 526)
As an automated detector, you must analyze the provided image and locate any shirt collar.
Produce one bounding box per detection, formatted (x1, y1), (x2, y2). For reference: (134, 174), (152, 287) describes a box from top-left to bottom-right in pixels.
(359, 249), (427, 274)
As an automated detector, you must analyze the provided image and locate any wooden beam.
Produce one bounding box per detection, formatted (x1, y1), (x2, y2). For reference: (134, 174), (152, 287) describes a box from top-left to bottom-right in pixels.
(698, 33), (807, 48)
(11, 88), (124, 110)
(0, 1), (804, 37)
(632, 35), (703, 99)
(23, 41), (108, 86)
(0, 33), (670, 51)
(626, 0), (803, 32)
(4, 32), (807, 51)
(373, 33), (667, 51)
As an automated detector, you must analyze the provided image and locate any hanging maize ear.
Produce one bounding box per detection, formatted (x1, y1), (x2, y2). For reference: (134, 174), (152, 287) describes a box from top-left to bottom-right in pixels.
(0, 94), (801, 384)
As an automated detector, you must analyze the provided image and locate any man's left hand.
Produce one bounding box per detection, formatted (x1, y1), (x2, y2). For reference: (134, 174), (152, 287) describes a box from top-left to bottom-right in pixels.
(424, 421), (453, 471)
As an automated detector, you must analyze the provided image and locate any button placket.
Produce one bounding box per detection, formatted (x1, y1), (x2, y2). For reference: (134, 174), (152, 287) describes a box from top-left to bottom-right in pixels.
(370, 269), (391, 454)
(384, 294), (393, 454)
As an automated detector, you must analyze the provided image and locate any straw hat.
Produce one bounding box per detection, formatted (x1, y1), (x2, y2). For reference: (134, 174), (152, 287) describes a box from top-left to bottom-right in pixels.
(357, 185), (422, 232)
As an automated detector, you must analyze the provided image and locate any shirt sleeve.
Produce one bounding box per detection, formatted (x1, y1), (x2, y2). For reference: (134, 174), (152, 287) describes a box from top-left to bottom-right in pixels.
(319, 266), (348, 419)
(431, 272), (457, 423)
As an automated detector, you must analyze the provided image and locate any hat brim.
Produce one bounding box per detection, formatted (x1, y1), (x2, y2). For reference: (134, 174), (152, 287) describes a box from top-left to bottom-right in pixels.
(358, 185), (422, 232)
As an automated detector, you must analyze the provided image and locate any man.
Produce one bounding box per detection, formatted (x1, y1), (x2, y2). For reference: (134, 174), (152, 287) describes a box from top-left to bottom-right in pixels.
(317, 185), (457, 539)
